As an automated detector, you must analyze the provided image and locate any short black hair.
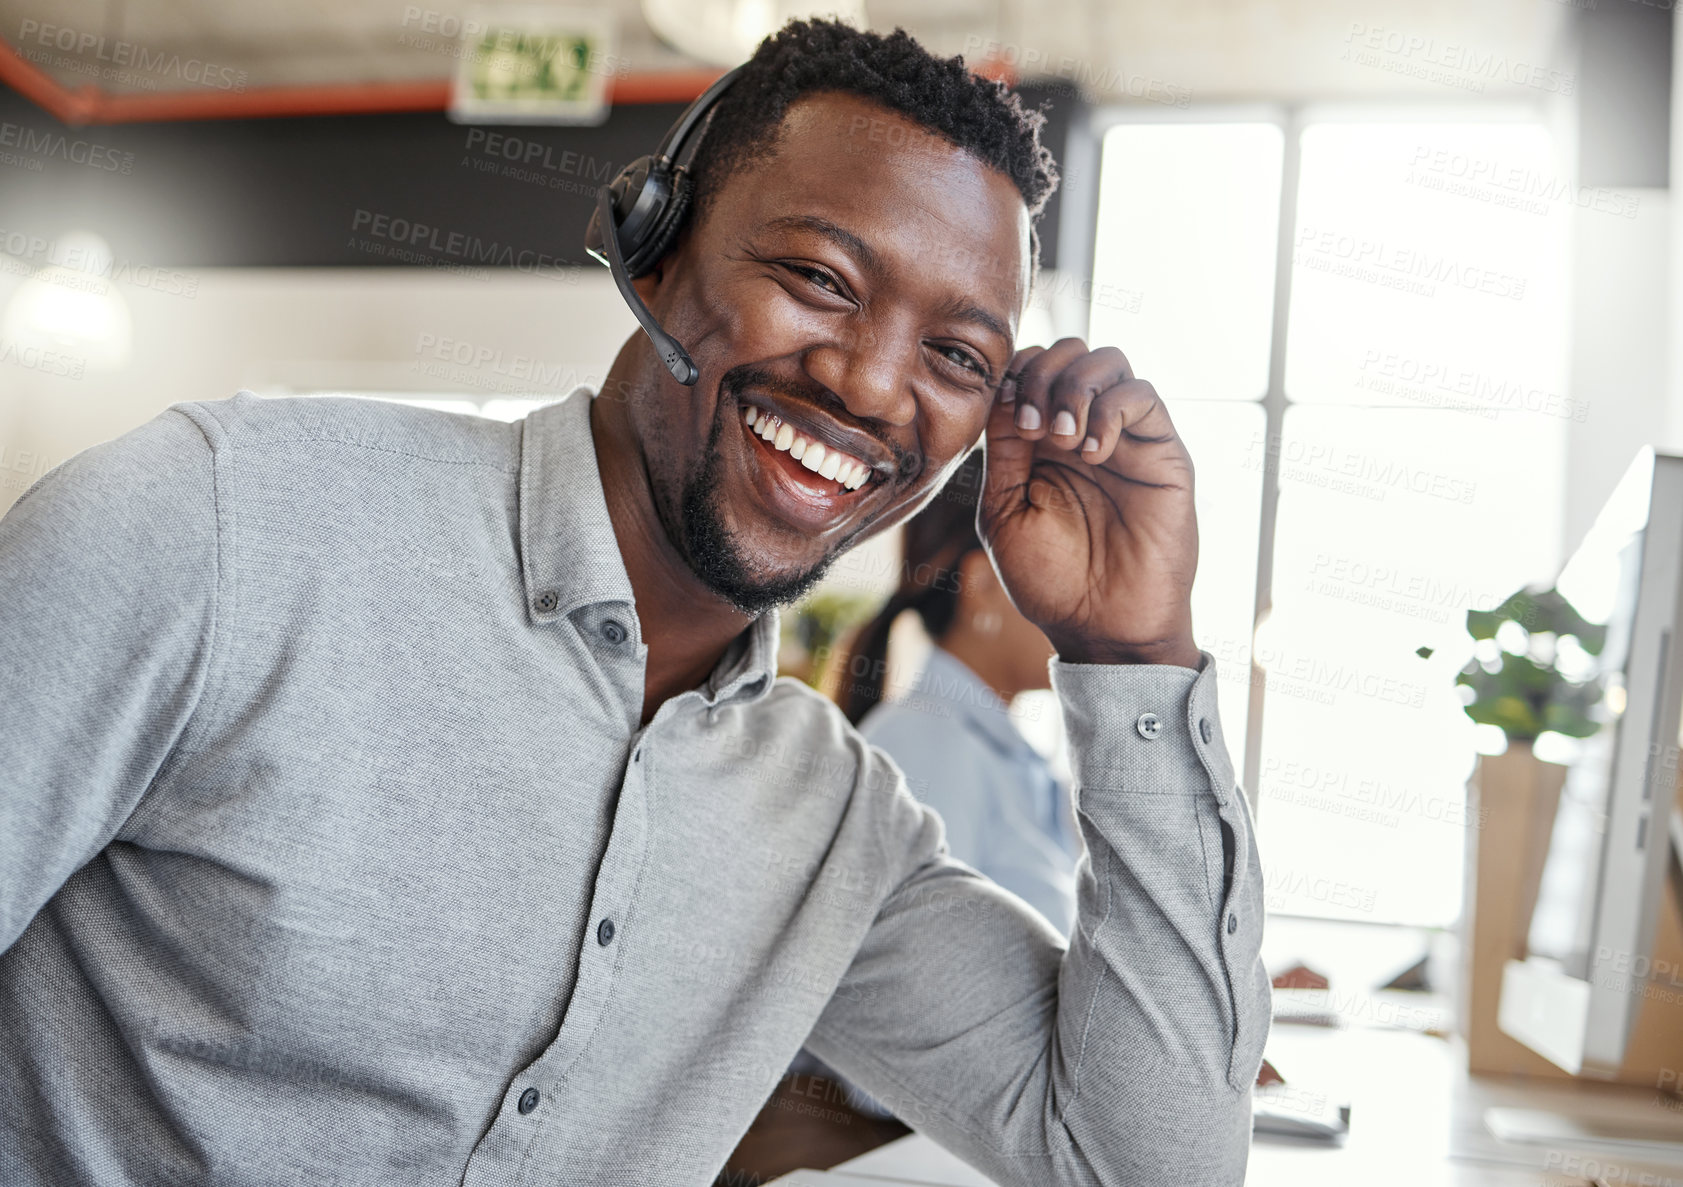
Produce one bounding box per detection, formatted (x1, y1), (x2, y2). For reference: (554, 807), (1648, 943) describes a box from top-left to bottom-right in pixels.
(685, 18), (1060, 270)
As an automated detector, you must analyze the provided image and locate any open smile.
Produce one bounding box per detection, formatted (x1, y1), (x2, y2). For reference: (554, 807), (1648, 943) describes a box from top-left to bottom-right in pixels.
(736, 402), (889, 533)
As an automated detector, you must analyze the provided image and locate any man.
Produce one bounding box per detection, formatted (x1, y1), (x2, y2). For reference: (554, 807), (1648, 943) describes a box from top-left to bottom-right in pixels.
(0, 19), (1269, 1187)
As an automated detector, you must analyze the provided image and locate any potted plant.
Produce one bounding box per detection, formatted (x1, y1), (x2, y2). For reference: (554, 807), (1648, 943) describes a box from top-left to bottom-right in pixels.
(778, 589), (879, 687)
(1434, 583), (1608, 1076)
(1451, 585), (1606, 744)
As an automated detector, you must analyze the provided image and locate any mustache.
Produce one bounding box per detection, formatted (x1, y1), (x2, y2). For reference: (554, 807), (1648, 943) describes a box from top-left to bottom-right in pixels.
(719, 363), (922, 485)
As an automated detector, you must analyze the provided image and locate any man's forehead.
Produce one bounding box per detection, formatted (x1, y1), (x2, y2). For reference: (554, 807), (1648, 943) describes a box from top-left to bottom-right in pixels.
(734, 92), (1033, 309)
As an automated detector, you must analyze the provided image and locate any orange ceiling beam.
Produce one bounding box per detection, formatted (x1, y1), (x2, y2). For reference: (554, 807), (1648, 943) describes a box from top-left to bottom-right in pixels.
(0, 33), (1017, 128)
(0, 39), (732, 125)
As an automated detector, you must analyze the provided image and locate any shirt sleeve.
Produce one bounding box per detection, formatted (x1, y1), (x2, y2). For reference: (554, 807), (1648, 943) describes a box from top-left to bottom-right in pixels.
(802, 650), (1271, 1186)
(0, 407), (222, 955)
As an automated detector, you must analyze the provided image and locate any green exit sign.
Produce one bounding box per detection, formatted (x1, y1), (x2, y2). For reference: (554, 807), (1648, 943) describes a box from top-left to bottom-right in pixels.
(449, 7), (619, 125)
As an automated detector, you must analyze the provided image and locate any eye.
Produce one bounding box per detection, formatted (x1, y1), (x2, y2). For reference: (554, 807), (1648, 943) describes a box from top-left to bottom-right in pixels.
(934, 343), (990, 379)
(782, 262), (847, 298)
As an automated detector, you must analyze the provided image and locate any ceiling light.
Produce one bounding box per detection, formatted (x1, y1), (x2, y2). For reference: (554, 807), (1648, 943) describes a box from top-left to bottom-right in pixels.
(641, 0), (868, 68)
(1, 230), (132, 373)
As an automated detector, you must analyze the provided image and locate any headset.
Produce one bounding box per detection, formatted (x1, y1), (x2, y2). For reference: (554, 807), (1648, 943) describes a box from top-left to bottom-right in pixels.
(584, 66), (744, 387)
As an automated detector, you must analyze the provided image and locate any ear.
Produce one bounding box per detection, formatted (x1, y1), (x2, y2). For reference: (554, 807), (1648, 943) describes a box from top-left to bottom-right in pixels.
(627, 225), (690, 311)
(629, 250), (666, 306)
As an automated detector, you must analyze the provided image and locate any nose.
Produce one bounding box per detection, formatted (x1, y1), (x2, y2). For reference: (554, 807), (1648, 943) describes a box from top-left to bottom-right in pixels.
(800, 316), (918, 430)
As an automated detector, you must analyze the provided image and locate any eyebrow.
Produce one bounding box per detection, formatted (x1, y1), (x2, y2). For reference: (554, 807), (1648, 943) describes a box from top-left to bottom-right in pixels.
(762, 214), (884, 278)
(761, 214), (1014, 352)
(939, 298), (1013, 351)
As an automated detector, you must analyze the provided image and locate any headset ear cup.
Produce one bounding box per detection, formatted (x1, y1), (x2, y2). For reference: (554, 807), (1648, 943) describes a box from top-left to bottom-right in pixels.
(623, 171), (693, 279)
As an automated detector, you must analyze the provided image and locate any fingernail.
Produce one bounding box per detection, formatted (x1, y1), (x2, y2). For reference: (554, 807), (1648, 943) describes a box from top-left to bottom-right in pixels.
(1082, 436), (1101, 453)
(1015, 404), (1041, 431)
(1051, 410), (1076, 436)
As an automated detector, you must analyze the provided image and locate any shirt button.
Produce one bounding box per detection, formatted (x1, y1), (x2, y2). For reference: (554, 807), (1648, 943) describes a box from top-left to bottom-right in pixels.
(1136, 713), (1161, 740)
(517, 1087), (540, 1115)
(597, 918), (616, 945)
(533, 590), (559, 613)
(1227, 913), (1239, 935)
(601, 619), (627, 645)
(1199, 717), (1213, 744)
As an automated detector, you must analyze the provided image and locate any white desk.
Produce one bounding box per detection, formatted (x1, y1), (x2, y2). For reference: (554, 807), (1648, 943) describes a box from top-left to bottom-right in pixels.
(768, 1019), (1683, 1186)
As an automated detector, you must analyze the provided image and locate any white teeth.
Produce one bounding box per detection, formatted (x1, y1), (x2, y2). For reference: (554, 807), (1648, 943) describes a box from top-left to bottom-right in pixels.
(744, 407), (872, 491)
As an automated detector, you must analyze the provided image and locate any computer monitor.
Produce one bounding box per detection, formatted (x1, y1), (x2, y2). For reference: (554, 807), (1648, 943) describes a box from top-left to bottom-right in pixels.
(1497, 447), (1683, 1079)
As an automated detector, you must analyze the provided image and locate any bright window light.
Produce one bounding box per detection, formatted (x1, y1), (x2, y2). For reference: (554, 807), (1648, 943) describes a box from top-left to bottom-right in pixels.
(1090, 122), (1283, 400)
(1258, 120), (1568, 925)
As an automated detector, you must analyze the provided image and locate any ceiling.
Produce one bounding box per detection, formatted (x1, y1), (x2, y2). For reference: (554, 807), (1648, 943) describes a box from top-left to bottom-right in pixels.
(2, 0), (1574, 108)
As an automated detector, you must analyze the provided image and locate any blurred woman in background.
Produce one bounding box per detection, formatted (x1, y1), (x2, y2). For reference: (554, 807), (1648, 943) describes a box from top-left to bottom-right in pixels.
(831, 446), (1081, 935)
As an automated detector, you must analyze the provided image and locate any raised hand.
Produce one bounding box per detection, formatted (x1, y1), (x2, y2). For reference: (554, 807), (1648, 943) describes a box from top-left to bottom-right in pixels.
(977, 338), (1201, 668)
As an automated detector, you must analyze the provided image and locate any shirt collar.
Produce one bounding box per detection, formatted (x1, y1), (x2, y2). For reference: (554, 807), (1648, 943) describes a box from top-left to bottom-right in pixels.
(912, 646), (1030, 757)
(518, 387), (778, 707)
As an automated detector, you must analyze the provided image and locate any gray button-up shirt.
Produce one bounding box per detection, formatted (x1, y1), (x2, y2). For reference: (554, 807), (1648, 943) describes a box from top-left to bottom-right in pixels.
(0, 388), (1270, 1187)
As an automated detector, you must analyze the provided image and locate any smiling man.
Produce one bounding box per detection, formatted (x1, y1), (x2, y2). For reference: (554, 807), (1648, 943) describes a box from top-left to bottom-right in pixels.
(0, 19), (1268, 1187)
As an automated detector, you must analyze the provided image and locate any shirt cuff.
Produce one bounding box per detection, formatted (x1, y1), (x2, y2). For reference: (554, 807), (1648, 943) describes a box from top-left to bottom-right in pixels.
(1047, 649), (1237, 808)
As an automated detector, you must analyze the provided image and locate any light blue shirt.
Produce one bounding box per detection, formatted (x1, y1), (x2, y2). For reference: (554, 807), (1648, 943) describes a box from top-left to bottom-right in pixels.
(860, 647), (1082, 936)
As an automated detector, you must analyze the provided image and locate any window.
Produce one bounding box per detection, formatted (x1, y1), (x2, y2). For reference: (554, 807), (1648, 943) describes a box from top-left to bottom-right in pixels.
(1089, 108), (1569, 926)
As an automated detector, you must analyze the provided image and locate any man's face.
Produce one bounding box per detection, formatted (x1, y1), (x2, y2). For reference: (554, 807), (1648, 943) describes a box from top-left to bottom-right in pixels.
(626, 90), (1031, 615)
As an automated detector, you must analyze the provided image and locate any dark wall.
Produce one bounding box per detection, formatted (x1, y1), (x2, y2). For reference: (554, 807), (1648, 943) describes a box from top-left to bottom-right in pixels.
(1576, 0), (1673, 188)
(0, 82), (1081, 271)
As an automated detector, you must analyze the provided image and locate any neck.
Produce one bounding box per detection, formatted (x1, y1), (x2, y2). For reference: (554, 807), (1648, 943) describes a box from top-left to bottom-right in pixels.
(938, 626), (1019, 706)
(589, 360), (757, 726)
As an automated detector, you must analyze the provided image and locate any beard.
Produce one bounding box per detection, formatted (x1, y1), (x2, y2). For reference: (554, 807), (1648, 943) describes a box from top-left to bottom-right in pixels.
(654, 365), (882, 617)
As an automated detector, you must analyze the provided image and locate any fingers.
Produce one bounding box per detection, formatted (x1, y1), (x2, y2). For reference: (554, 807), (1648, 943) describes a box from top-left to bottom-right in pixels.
(1079, 377), (1178, 466)
(1007, 339), (1132, 454)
